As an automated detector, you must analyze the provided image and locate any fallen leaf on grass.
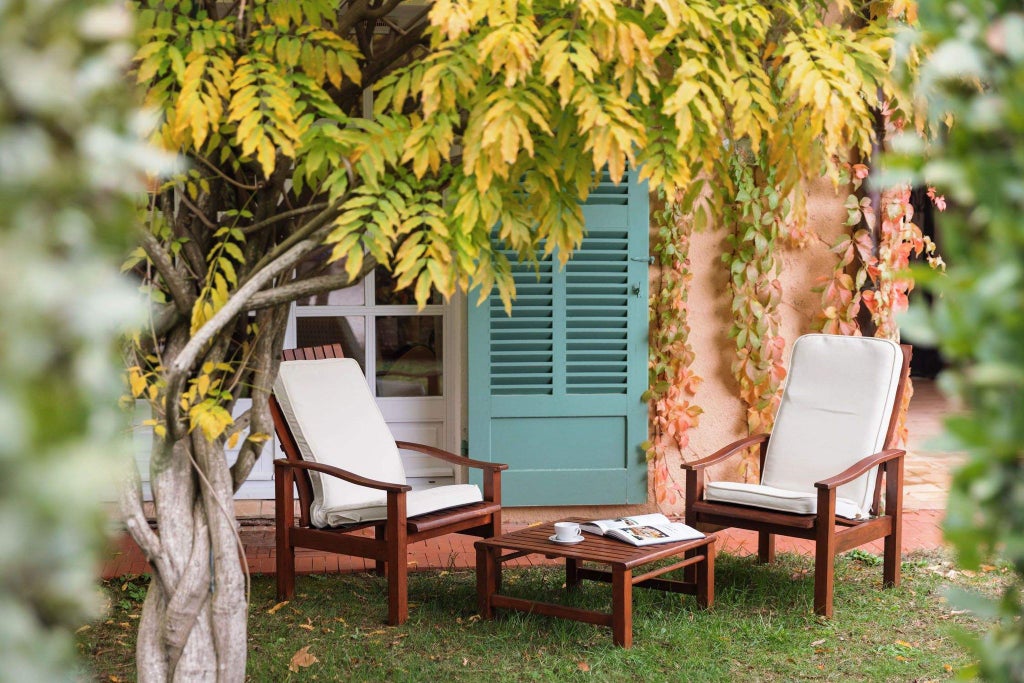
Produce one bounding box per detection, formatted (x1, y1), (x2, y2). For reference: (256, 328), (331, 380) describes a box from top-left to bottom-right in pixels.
(76, 625), (91, 634)
(462, 657), (469, 666)
(289, 646), (318, 673)
(944, 664), (954, 672)
(980, 564), (997, 572)
(810, 639), (826, 647)
(267, 601), (289, 615)
(299, 623), (314, 631)
(577, 661), (591, 672)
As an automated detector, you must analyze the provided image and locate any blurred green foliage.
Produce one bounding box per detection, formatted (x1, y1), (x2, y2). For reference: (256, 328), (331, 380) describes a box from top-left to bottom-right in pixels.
(889, 1), (1024, 679)
(0, 0), (146, 679)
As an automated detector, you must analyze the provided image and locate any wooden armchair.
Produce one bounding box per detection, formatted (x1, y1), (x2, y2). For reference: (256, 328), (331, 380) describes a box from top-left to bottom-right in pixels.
(682, 334), (912, 617)
(269, 344), (507, 625)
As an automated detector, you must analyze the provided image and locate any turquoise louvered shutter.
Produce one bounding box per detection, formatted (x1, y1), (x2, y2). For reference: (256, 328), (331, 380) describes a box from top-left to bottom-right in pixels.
(467, 171), (649, 505)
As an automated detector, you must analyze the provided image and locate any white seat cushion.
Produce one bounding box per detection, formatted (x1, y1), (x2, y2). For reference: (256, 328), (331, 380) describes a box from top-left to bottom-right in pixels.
(274, 358), (409, 528)
(704, 481), (865, 520)
(320, 484), (484, 526)
(717, 334), (903, 519)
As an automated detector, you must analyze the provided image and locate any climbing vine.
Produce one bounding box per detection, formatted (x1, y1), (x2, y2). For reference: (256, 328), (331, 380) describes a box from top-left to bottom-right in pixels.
(816, 161), (945, 340)
(645, 190), (702, 506)
(724, 150), (789, 452)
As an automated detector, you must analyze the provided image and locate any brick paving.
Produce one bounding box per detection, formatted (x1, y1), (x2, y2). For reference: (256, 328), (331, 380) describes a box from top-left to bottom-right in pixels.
(102, 380), (958, 579)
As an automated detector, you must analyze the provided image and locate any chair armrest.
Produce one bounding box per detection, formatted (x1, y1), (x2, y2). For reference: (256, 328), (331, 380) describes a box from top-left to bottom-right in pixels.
(273, 459), (411, 493)
(814, 449), (906, 491)
(680, 434), (770, 472)
(395, 441), (509, 472)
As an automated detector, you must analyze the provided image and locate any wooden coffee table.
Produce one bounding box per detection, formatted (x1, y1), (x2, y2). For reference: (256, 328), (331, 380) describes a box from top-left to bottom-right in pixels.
(475, 520), (716, 647)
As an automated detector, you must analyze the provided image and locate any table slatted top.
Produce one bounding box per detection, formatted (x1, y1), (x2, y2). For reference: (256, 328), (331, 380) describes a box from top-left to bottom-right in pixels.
(475, 519), (715, 570)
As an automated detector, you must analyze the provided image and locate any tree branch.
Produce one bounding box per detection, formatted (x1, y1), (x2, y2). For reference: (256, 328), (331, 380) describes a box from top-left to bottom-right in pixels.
(240, 202), (329, 235)
(179, 192), (218, 232)
(247, 254), (378, 310)
(165, 193), (208, 281)
(139, 230), (194, 316)
(246, 194), (345, 278)
(336, 15), (429, 110)
(162, 504), (211, 679)
(337, 0), (372, 35)
(230, 306), (289, 489)
(194, 154), (260, 191)
(118, 459), (173, 597)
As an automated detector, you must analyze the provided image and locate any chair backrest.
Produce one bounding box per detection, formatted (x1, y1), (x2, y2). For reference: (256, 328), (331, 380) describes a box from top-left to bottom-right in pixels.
(760, 334), (909, 517)
(272, 347), (406, 526)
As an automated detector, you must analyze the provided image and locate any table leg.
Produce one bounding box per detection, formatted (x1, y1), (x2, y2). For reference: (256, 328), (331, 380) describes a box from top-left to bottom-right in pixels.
(566, 558), (581, 590)
(611, 567), (633, 648)
(697, 539), (715, 609)
(476, 545), (497, 620)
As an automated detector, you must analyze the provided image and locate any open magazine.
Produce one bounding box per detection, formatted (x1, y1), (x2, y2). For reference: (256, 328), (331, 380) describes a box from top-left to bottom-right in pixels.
(580, 513), (704, 547)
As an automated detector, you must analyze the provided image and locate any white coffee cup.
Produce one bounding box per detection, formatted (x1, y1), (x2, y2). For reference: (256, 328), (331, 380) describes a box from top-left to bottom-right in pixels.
(553, 521), (581, 541)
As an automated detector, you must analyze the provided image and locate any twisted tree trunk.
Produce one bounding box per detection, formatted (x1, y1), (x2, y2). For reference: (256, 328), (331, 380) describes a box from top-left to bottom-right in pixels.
(123, 303), (290, 681)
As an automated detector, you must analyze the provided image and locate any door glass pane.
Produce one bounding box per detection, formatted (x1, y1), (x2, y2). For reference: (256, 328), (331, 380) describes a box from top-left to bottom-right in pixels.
(295, 316), (366, 373)
(375, 316), (443, 396)
(375, 267), (442, 306)
(296, 260), (365, 306)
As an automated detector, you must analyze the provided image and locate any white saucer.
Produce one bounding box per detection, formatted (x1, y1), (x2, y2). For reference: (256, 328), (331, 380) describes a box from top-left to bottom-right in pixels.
(549, 534), (585, 545)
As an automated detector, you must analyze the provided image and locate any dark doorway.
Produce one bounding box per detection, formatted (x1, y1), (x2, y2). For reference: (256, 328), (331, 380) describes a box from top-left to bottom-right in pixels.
(908, 186), (944, 379)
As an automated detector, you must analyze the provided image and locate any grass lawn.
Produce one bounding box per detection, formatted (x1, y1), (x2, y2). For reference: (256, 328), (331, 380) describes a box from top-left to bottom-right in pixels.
(79, 550), (1005, 682)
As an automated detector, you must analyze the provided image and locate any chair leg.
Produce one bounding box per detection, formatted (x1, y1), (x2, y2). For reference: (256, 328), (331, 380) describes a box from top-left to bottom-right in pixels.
(814, 534), (835, 618)
(883, 516), (902, 589)
(276, 539), (295, 600)
(813, 553), (834, 617)
(383, 495), (409, 626)
(374, 525), (386, 576)
(275, 467), (296, 600)
(387, 537), (408, 625)
(758, 532), (775, 564)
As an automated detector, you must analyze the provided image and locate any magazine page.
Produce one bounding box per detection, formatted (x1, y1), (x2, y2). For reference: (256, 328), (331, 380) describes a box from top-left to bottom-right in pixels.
(606, 522), (704, 546)
(580, 513), (673, 536)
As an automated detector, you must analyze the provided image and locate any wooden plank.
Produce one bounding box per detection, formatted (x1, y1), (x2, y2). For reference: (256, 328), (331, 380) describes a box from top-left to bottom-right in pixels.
(488, 595), (613, 628)
(576, 568), (699, 596)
